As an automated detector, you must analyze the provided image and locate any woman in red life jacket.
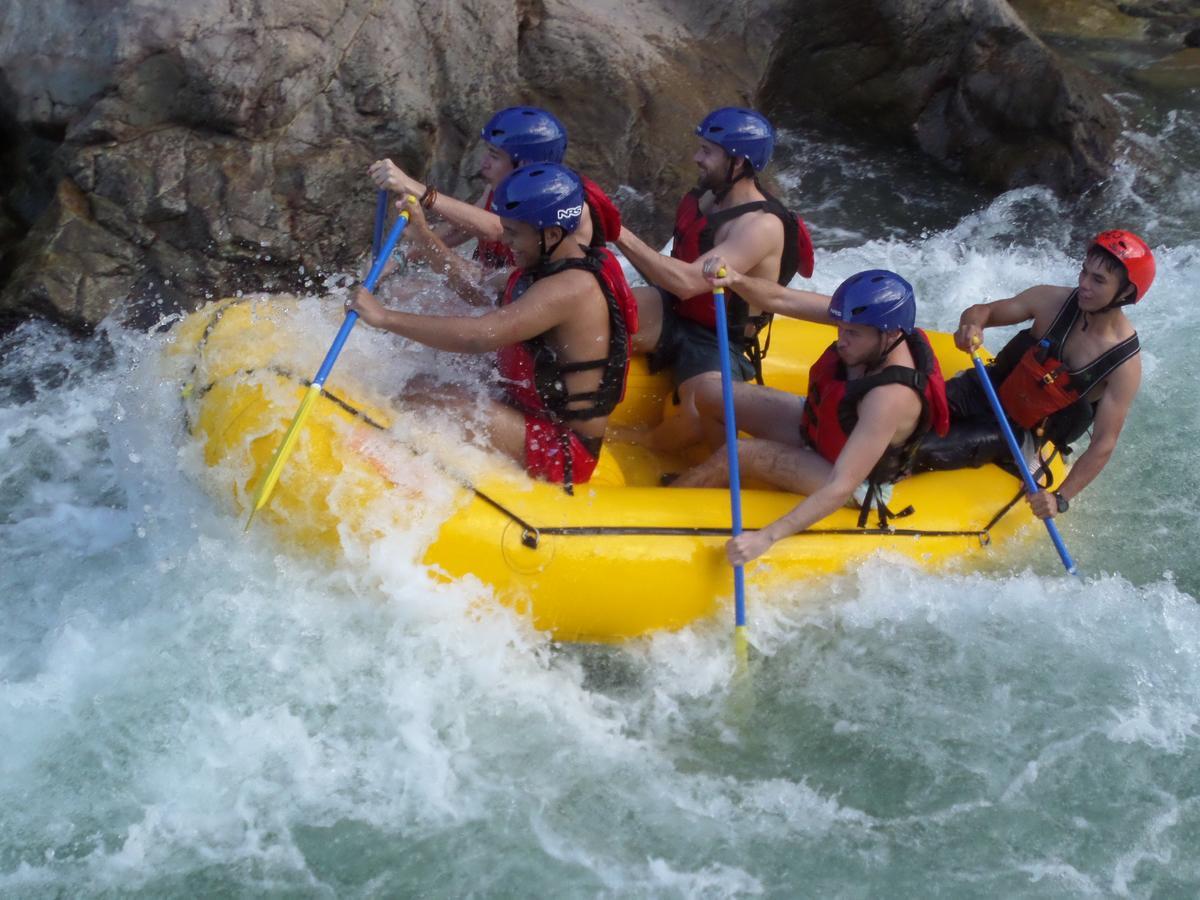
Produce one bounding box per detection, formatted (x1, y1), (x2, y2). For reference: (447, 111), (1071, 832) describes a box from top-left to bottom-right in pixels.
(920, 230), (1153, 520)
(347, 164), (637, 490)
(613, 107), (814, 453)
(676, 271), (950, 565)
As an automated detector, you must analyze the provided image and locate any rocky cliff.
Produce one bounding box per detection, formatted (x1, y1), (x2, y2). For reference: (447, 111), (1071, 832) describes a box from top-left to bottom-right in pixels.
(0, 0), (1190, 329)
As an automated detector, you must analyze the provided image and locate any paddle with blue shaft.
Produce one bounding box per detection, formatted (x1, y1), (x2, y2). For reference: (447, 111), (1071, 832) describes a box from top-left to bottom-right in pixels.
(711, 268), (750, 668)
(245, 192), (414, 530)
(969, 346), (1078, 575)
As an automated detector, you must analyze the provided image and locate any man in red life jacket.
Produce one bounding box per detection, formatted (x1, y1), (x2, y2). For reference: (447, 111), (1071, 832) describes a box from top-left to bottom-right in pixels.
(613, 107), (814, 452)
(368, 107), (621, 288)
(920, 230), (1153, 520)
(347, 164), (638, 489)
(675, 271), (950, 565)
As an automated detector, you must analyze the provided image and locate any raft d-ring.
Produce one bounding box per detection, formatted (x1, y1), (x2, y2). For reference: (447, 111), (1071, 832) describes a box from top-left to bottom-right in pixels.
(501, 520), (554, 574)
(979, 533), (991, 548)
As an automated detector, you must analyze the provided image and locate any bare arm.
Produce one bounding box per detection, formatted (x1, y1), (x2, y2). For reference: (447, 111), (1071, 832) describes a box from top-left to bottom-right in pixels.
(1031, 356), (1141, 518)
(391, 197), (493, 307)
(615, 213), (781, 299)
(705, 260), (832, 324)
(369, 159), (505, 243)
(347, 267), (584, 353)
(955, 285), (1064, 351)
(727, 387), (915, 564)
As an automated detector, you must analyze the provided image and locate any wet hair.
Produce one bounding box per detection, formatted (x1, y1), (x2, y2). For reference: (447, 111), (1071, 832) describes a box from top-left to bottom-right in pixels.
(1086, 244), (1134, 303)
(587, 202), (606, 248)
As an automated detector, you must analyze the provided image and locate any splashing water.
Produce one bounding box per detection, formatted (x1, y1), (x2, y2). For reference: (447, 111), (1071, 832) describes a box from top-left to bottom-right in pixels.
(3, 103), (1200, 896)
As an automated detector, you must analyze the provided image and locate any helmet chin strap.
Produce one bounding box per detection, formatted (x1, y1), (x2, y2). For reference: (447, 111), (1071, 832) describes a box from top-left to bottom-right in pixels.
(1090, 284), (1138, 327)
(538, 227), (567, 263)
(713, 158), (754, 202)
(868, 331), (906, 371)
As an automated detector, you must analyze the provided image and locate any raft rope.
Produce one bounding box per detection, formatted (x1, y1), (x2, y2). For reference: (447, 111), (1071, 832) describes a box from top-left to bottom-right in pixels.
(183, 299), (1037, 551)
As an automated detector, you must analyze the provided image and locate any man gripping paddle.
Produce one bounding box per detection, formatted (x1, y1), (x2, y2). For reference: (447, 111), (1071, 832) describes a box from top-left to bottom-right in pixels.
(347, 164), (637, 490)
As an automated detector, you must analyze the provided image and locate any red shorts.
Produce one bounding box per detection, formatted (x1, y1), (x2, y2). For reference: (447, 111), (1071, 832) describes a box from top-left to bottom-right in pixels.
(524, 416), (600, 485)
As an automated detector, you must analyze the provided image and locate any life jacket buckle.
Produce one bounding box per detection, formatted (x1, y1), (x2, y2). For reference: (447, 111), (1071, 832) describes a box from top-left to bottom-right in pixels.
(1040, 365), (1064, 386)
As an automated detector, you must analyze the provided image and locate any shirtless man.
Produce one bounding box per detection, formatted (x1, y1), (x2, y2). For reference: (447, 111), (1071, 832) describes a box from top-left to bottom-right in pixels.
(934, 230), (1154, 520)
(614, 107), (809, 451)
(675, 271), (950, 564)
(347, 164), (637, 488)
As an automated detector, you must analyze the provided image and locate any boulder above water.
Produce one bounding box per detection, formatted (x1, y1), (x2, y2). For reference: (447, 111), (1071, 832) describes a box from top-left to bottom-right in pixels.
(0, 0), (1169, 329)
(761, 0), (1124, 197)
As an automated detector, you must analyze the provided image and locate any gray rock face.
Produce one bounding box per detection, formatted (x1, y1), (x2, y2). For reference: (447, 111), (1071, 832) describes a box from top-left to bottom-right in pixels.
(0, 0), (1132, 329)
(761, 0), (1122, 195)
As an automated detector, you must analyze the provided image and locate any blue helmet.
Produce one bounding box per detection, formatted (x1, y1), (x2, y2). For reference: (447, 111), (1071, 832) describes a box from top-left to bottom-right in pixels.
(480, 106), (567, 166)
(829, 270), (916, 334)
(695, 107), (775, 171)
(493, 163), (585, 234)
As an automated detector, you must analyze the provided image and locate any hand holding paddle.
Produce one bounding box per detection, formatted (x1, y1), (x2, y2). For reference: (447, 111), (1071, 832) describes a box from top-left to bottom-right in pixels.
(710, 264), (750, 668)
(968, 343), (1078, 575)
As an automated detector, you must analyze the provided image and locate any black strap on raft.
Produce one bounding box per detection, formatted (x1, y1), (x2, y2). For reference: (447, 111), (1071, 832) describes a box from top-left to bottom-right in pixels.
(746, 313), (773, 385)
(854, 481), (916, 531)
(183, 306), (1030, 550)
(184, 355), (1016, 548)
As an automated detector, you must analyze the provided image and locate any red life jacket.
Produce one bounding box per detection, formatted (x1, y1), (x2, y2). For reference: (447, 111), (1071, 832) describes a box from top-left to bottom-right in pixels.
(996, 290), (1140, 431)
(474, 188), (517, 271)
(495, 246), (639, 425)
(801, 329), (951, 483)
(670, 187), (815, 333)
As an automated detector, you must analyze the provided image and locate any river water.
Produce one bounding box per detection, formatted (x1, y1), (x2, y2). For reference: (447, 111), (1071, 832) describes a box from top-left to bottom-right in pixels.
(2, 95), (1199, 896)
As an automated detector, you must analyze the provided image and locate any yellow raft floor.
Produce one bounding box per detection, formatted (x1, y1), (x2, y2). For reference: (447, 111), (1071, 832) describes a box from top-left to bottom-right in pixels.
(171, 296), (1063, 642)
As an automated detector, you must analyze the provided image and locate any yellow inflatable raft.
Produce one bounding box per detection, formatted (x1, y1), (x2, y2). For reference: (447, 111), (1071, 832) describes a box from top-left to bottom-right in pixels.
(172, 296), (1062, 642)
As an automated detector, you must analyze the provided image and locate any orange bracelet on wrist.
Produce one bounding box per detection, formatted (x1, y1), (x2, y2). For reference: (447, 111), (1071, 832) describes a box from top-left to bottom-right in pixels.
(420, 185), (438, 210)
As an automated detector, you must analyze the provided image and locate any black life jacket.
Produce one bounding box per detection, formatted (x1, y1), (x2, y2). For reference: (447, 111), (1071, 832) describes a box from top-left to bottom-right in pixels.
(993, 289), (1139, 436)
(669, 187), (815, 351)
(495, 246), (638, 426)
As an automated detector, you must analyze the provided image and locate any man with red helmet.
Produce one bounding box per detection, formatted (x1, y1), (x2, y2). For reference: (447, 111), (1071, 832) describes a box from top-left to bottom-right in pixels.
(932, 230), (1154, 520)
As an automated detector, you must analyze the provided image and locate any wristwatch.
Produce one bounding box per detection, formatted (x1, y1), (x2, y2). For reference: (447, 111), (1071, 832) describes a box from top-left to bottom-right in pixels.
(1052, 491), (1069, 514)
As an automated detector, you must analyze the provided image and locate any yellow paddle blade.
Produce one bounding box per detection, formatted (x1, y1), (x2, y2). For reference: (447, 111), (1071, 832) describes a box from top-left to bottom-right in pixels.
(245, 382), (324, 530)
(734, 624), (749, 674)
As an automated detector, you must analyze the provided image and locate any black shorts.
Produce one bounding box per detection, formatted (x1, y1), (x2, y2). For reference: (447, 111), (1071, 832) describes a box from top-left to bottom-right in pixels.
(647, 292), (755, 389)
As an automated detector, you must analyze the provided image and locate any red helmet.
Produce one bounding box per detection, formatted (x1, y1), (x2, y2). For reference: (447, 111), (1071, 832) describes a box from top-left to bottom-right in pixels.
(1091, 230), (1155, 302)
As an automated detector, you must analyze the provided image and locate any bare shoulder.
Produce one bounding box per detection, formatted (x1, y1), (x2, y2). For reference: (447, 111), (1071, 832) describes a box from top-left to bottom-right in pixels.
(860, 382), (922, 420)
(1110, 349), (1142, 392)
(1024, 284), (1073, 306)
(514, 265), (600, 307)
(1014, 284), (1072, 331)
(736, 206), (785, 241)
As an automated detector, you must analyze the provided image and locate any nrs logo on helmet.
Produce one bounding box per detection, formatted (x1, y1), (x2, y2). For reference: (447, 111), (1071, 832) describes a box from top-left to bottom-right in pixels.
(557, 204), (583, 223)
